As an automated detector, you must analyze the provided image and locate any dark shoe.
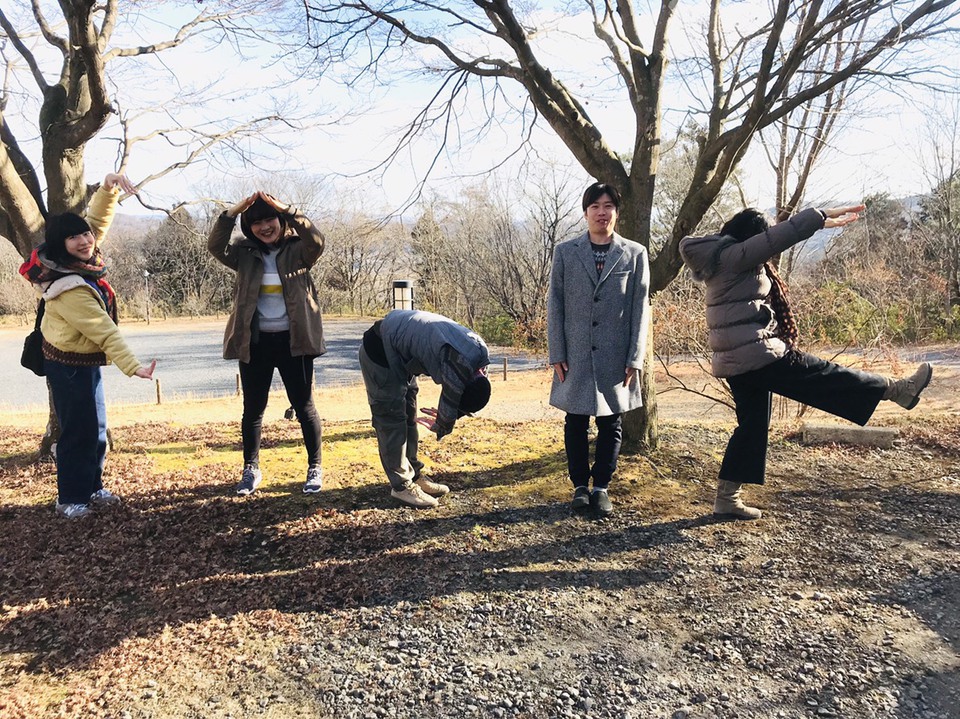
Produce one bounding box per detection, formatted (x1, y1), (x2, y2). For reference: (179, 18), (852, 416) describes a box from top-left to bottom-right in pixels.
(591, 488), (613, 518)
(571, 486), (591, 513)
(302, 466), (323, 494)
(236, 464), (262, 496)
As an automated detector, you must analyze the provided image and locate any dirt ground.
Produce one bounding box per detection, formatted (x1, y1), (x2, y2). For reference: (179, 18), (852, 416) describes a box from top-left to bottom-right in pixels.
(0, 354), (958, 718)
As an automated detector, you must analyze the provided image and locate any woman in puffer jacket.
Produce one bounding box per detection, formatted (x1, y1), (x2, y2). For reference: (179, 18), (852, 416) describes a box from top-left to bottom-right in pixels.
(679, 205), (933, 520)
(19, 173), (157, 519)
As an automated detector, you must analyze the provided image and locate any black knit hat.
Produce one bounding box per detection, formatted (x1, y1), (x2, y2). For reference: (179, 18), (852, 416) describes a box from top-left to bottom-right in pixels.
(458, 374), (491, 417)
(240, 197), (284, 241)
(44, 212), (92, 263)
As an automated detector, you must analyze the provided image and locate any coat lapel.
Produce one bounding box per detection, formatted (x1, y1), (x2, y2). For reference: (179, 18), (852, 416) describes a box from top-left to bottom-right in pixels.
(574, 233), (599, 287)
(597, 235), (625, 285)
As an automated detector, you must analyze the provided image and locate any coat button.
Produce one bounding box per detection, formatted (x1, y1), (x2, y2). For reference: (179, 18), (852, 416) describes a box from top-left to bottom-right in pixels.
(594, 296), (600, 302)
(592, 321), (598, 327)
(592, 346), (597, 351)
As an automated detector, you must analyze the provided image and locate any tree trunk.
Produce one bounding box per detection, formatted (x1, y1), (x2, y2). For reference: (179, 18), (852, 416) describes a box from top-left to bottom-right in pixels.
(621, 322), (659, 452)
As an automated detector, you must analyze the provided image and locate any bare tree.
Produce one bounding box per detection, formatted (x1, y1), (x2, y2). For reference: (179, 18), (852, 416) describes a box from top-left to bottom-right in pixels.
(0, 1), (290, 255)
(301, 0), (960, 449)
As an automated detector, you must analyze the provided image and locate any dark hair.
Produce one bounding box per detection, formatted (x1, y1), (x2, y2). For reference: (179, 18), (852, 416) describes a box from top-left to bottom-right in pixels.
(581, 182), (622, 212)
(240, 197), (286, 241)
(44, 212), (92, 264)
(458, 374), (491, 417)
(720, 208), (770, 242)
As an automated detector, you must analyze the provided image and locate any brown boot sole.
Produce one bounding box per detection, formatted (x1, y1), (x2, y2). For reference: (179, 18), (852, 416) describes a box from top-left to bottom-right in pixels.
(712, 511), (762, 521)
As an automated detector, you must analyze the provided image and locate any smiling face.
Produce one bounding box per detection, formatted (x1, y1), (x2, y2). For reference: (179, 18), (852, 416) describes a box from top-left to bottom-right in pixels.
(584, 193), (618, 240)
(250, 216), (282, 244)
(65, 230), (97, 261)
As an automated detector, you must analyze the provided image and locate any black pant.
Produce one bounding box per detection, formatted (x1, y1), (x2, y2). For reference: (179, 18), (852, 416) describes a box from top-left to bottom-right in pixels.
(239, 331), (322, 467)
(720, 350), (887, 485)
(564, 413), (623, 489)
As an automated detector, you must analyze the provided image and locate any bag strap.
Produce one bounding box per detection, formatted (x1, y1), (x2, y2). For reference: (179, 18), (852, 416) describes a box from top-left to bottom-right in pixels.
(34, 299), (45, 331)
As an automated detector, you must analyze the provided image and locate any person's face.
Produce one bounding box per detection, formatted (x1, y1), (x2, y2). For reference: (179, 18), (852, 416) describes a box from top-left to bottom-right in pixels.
(584, 194), (618, 237)
(251, 216), (281, 244)
(65, 231), (96, 261)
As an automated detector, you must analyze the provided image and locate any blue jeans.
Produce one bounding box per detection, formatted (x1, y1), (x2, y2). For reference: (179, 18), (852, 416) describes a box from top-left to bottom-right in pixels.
(45, 360), (108, 504)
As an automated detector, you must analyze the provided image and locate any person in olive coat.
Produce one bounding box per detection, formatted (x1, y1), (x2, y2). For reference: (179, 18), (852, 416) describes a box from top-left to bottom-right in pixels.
(208, 191), (327, 496)
(547, 182), (650, 517)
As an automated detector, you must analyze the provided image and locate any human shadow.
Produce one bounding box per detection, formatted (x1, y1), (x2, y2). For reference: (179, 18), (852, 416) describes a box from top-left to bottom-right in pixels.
(0, 463), (697, 673)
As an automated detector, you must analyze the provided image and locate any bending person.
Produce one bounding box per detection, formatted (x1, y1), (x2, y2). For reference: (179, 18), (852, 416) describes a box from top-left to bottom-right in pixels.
(19, 173), (156, 519)
(547, 182), (651, 518)
(680, 206), (933, 520)
(208, 191), (326, 496)
(360, 309), (491, 509)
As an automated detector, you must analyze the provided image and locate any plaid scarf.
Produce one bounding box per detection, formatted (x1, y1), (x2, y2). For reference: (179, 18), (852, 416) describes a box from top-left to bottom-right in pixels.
(19, 246), (118, 322)
(764, 262), (798, 349)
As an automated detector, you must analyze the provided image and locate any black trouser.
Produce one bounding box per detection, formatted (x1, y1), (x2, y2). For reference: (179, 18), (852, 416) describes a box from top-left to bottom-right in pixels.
(564, 413), (623, 489)
(239, 331), (322, 467)
(720, 350), (887, 485)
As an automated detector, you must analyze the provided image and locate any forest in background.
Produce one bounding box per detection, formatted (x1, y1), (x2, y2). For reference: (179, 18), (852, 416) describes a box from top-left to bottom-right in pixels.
(3, 158), (957, 357)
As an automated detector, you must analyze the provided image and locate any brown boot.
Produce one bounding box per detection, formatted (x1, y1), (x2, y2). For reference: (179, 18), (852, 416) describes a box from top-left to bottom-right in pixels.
(713, 479), (762, 520)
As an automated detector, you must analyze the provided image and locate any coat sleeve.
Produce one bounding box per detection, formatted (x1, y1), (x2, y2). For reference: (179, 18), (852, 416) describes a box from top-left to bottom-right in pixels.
(85, 185), (121, 245)
(54, 287), (142, 376)
(715, 207), (825, 274)
(285, 208), (325, 267)
(207, 212), (240, 271)
(626, 246), (651, 369)
(546, 246), (566, 365)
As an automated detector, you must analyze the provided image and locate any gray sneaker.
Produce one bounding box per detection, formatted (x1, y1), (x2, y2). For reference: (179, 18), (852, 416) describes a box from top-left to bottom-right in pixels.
(56, 502), (91, 519)
(236, 464), (263, 496)
(89, 488), (120, 506)
(302, 466), (323, 494)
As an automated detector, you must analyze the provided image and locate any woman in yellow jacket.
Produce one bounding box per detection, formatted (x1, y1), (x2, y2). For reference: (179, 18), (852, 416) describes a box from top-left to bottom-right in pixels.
(20, 173), (157, 519)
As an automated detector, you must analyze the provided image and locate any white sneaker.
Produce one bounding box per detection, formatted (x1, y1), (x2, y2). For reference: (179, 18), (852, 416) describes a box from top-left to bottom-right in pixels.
(415, 476), (450, 496)
(391, 484), (439, 508)
(56, 503), (91, 519)
(89, 488), (120, 506)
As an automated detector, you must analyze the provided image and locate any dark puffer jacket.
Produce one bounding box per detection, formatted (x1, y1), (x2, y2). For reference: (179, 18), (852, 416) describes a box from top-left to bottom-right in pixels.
(679, 208), (824, 378)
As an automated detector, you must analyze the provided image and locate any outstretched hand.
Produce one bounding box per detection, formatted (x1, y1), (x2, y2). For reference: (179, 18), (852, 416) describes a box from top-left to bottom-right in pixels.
(134, 360), (157, 380)
(822, 204), (866, 229)
(416, 406), (440, 434)
(103, 173), (137, 195)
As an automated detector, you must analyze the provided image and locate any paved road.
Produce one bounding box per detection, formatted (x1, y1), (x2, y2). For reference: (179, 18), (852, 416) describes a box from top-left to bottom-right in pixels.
(0, 318), (544, 409)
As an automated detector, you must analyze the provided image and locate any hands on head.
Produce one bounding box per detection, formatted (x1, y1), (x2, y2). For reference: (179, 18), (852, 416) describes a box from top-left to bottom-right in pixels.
(134, 360), (157, 380)
(227, 190), (290, 218)
(103, 173), (137, 195)
(822, 204), (866, 229)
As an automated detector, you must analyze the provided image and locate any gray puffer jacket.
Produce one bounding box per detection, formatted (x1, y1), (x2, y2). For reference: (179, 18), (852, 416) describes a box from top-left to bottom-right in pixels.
(678, 208), (824, 378)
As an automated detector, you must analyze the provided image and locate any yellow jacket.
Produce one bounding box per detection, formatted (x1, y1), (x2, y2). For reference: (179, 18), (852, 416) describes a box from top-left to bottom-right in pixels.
(40, 186), (142, 376)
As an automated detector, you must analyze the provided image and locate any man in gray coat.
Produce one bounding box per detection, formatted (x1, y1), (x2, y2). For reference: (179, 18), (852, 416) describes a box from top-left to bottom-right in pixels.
(360, 310), (491, 508)
(548, 182), (651, 517)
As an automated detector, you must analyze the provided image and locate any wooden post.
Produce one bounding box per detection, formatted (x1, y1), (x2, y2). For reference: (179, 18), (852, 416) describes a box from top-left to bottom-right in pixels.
(236, 373), (241, 395)
(155, 378), (162, 405)
(502, 357), (508, 381)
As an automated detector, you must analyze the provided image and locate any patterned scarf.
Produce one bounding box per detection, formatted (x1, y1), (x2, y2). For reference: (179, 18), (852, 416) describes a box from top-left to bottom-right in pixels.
(764, 262), (798, 349)
(19, 246), (118, 322)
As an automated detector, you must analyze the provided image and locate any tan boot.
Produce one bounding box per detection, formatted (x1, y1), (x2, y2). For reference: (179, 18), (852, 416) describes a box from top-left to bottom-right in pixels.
(713, 479), (762, 520)
(415, 476), (450, 496)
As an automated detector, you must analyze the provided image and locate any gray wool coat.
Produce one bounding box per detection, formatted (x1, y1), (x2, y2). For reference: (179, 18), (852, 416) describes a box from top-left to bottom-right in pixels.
(678, 207), (824, 378)
(547, 232), (651, 416)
